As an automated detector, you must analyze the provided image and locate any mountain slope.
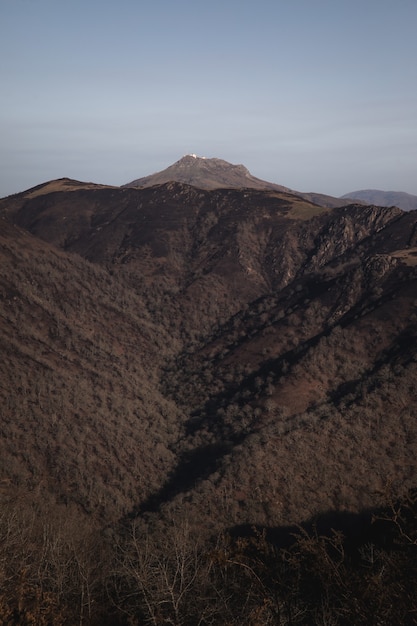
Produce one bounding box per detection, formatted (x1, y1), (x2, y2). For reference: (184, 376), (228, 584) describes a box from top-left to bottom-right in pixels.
(0, 218), (184, 520)
(1, 173), (417, 534)
(124, 154), (291, 191)
(159, 242), (417, 529)
(0, 181), (332, 339)
(4, 166), (417, 625)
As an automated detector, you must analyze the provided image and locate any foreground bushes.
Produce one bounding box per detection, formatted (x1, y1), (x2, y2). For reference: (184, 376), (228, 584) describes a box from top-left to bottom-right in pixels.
(1, 490), (417, 625)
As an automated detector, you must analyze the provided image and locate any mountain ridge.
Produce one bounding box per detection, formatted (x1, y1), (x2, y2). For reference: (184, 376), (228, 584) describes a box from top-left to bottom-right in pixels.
(124, 154), (349, 208)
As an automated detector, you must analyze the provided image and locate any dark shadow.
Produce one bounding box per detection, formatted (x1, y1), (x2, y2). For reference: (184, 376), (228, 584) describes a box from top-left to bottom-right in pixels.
(229, 491), (417, 554)
(129, 443), (233, 516)
(229, 508), (376, 551)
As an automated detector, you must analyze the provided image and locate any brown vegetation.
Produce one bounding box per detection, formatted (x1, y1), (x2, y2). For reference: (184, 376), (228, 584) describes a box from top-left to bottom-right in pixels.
(1, 487), (417, 625)
(1, 172), (417, 622)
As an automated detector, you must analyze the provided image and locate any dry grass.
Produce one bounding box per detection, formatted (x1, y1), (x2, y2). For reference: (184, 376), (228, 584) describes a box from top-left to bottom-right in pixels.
(24, 178), (116, 198)
(287, 199), (329, 219)
(390, 247), (417, 266)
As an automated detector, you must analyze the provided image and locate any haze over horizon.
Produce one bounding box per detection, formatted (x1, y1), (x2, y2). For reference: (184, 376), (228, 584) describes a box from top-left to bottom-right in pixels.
(1, 0), (416, 198)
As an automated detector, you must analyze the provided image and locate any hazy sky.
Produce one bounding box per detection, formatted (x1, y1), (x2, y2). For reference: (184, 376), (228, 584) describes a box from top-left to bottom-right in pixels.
(1, 0), (416, 197)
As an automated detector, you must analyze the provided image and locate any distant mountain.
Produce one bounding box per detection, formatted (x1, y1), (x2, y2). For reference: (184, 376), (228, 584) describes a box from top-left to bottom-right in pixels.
(125, 154), (347, 208)
(341, 189), (417, 211)
(125, 154), (291, 192)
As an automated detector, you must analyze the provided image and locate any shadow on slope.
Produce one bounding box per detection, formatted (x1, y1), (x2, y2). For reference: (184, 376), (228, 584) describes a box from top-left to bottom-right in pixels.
(130, 442), (235, 516)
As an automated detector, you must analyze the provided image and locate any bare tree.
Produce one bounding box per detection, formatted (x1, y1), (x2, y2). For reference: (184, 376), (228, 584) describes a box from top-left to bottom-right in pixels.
(114, 516), (215, 626)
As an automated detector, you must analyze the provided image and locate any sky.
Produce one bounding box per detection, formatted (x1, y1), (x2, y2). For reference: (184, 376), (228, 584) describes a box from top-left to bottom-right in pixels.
(1, 0), (416, 198)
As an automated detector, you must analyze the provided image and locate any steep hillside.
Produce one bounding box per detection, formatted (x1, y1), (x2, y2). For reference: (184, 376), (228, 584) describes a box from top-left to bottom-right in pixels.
(2, 174), (417, 623)
(159, 249), (417, 530)
(1, 179), (417, 533)
(0, 181), (331, 338)
(0, 218), (183, 521)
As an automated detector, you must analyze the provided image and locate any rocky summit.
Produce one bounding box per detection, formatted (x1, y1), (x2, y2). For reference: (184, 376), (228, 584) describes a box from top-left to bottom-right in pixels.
(124, 153), (292, 191)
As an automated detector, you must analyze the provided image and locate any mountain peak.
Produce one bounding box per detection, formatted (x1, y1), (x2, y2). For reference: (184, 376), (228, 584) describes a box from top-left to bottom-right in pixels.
(124, 155), (286, 191)
(183, 153), (205, 159)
